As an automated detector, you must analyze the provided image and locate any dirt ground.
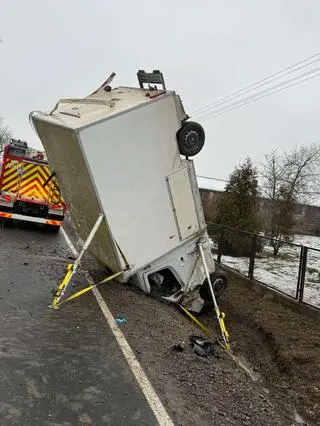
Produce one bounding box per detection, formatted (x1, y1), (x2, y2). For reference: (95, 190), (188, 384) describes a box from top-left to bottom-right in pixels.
(216, 270), (320, 425)
(63, 218), (320, 425)
(94, 268), (320, 426)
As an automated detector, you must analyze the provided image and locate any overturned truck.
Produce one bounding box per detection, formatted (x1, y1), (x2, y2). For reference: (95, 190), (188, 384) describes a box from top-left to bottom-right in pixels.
(30, 70), (227, 312)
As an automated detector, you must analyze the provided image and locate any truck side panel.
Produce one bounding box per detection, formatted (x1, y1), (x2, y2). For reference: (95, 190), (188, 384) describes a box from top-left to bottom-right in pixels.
(79, 95), (185, 272)
(33, 121), (122, 273)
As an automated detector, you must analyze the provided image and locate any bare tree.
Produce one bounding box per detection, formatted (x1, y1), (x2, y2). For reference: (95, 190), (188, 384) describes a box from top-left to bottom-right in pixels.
(0, 116), (12, 155)
(261, 144), (320, 255)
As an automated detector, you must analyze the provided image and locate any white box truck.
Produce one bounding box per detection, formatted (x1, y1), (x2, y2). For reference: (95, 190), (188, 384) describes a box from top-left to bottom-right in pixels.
(30, 70), (227, 312)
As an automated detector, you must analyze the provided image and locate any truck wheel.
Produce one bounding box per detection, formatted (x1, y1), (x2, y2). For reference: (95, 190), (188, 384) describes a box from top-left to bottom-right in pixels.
(199, 272), (228, 301)
(176, 121), (205, 157)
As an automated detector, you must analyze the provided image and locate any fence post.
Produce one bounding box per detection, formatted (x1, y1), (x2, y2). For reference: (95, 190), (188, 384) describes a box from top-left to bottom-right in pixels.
(296, 246), (303, 300)
(248, 234), (257, 280)
(299, 247), (308, 303)
(217, 237), (222, 264)
(217, 230), (224, 264)
(296, 245), (308, 302)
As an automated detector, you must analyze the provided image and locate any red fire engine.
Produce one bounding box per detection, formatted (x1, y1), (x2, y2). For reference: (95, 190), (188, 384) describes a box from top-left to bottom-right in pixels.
(0, 139), (66, 230)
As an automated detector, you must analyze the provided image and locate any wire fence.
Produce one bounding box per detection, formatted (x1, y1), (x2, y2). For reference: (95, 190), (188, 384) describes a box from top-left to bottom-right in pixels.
(207, 223), (320, 311)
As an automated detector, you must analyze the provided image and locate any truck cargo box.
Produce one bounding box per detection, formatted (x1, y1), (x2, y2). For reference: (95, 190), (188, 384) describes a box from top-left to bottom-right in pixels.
(30, 71), (224, 312)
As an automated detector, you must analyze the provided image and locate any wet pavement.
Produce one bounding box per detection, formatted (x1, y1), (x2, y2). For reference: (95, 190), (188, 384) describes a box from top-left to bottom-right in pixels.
(0, 221), (158, 426)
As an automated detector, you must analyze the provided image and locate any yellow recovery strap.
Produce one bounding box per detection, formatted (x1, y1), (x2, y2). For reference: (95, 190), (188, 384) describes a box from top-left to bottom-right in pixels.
(178, 304), (211, 337)
(179, 303), (230, 351)
(51, 268), (123, 309)
(50, 212), (124, 309)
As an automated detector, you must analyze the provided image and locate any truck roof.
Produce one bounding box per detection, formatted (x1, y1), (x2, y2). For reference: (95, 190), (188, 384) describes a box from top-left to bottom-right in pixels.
(35, 85), (175, 131)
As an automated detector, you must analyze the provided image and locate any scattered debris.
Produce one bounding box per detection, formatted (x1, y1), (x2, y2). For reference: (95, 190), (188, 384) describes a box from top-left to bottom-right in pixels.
(115, 314), (127, 326)
(189, 335), (220, 358)
(171, 343), (185, 352)
(171, 336), (220, 358)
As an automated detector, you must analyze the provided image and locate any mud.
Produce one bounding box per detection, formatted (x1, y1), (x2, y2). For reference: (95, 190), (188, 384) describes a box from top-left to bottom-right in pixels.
(217, 271), (320, 425)
(96, 275), (319, 426)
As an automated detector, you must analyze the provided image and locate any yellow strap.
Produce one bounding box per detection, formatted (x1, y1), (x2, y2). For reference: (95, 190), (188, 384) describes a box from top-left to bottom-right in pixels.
(179, 304), (231, 351)
(51, 270), (123, 309)
(178, 304), (211, 337)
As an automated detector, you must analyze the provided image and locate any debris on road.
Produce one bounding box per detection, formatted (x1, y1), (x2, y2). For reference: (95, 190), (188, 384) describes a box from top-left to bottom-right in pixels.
(115, 313), (127, 326)
(95, 279), (304, 426)
(171, 343), (185, 352)
(189, 335), (220, 358)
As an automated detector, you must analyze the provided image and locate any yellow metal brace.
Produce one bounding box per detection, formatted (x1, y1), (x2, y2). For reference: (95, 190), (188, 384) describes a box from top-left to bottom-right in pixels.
(50, 213), (105, 308)
(51, 263), (74, 307)
(218, 312), (230, 351)
(50, 214), (131, 309)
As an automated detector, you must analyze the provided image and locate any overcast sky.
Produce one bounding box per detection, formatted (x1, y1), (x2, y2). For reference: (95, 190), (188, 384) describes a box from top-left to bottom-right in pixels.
(1, 0), (320, 190)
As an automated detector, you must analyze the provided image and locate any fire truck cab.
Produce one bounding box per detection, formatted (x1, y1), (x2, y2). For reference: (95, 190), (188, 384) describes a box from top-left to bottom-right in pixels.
(0, 139), (66, 230)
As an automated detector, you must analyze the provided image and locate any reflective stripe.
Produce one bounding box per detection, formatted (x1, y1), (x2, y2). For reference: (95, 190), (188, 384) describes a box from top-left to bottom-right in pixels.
(0, 212), (12, 218)
(1, 213), (61, 225)
(1, 158), (65, 206)
(46, 220), (62, 226)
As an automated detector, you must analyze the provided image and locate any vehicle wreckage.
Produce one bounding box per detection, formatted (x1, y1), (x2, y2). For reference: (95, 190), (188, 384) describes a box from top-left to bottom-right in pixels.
(30, 70), (228, 313)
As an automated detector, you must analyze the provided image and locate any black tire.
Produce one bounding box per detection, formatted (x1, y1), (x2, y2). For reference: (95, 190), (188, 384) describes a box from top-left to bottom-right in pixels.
(176, 121), (205, 157)
(199, 272), (228, 301)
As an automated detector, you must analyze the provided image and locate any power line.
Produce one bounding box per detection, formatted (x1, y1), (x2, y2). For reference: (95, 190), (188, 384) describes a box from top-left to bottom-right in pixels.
(198, 69), (320, 120)
(198, 67), (320, 118)
(193, 57), (320, 118)
(191, 50), (320, 117)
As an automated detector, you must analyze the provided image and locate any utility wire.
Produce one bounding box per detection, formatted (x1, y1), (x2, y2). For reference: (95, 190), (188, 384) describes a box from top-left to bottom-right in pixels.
(198, 69), (320, 120)
(191, 51), (320, 117)
(193, 57), (320, 117)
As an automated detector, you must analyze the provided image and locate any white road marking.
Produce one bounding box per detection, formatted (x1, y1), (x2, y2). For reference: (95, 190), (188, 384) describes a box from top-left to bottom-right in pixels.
(61, 227), (78, 258)
(61, 227), (174, 426)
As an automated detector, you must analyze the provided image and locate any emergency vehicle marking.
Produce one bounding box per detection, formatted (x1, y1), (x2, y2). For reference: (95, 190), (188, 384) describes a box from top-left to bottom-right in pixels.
(1, 158), (64, 205)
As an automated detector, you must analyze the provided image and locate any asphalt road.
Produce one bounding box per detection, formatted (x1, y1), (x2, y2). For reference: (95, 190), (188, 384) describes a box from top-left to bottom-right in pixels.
(0, 221), (158, 426)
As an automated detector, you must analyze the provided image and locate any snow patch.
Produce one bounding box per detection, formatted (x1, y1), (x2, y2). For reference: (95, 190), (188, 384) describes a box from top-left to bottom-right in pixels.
(215, 234), (320, 309)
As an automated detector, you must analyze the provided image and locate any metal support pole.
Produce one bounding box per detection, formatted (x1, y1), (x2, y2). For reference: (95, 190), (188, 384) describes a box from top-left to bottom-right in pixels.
(299, 246), (308, 303)
(296, 245), (304, 300)
(51, 213), (104, 307)
(248, 234), (257, 280)
(198, 242), (230, 350)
